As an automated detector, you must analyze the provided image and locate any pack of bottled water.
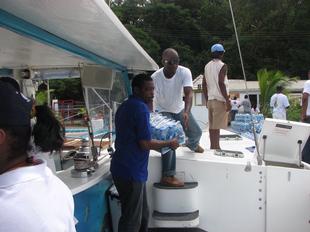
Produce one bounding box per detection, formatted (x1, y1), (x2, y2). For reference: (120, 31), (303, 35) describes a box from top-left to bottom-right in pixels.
(235, 113), (251, 122)
(253, 114), (264, 123)
(231, 121), (250, 132)
(150, 113), (186, 153)
(231, 113), (264, 137)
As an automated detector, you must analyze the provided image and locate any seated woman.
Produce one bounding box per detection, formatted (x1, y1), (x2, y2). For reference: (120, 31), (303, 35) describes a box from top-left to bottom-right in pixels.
(31, 104), (65, 172)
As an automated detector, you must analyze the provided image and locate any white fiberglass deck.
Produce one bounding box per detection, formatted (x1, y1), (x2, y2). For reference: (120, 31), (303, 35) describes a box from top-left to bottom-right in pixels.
(57, 154), (111, 195)
(57, 126), (310, 232)
(147, 129), (310, 232)
(150, 129), (258, 165)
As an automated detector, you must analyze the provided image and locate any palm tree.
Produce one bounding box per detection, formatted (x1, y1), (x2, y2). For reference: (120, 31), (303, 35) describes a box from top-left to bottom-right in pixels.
(257, 69), (297, 117)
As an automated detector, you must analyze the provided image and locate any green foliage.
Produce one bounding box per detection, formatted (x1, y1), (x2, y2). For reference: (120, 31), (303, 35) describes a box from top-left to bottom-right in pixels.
(79, 107), (86, 116)
(287, 97), (301, 122)
(125, 24), (160, 60)
(111, 0), (310, 79)
(257, 69), (297, 117)
(49, 79), (83, 101)
(35, 90), (48, 106)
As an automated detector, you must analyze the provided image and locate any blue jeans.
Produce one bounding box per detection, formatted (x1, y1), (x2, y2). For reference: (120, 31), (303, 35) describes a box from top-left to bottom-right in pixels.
(160, 110), (202, 177)
(160, 110), (202, 151)
(161, 149), (176, 177)
(231, 110), (238, 122)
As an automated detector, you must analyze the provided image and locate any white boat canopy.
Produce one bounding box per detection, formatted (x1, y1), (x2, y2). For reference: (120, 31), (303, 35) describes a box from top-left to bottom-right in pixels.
(0, 27), (89, 70)
(0, 0), (159, 71)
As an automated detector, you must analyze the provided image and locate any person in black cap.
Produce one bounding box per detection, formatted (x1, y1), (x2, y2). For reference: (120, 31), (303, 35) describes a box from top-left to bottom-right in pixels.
(0, 76), (21, 91)
(0, 82), (76, 231)
(0, 77), (65, 172)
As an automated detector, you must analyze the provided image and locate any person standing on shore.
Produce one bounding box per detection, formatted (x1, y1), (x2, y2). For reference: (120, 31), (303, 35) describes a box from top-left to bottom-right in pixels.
(240, 95), (251, 114)
(270, 85), (290, 120)
(230, 96), (239, 121)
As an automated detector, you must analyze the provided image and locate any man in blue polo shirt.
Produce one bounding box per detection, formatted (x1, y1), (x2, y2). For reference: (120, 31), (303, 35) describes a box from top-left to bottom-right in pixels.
(110, 74), (179, 232)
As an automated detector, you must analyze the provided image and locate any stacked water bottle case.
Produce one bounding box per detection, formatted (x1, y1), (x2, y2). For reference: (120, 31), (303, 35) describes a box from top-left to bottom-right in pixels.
(231, 113), (264, 135)
(150, 113), (186, 153)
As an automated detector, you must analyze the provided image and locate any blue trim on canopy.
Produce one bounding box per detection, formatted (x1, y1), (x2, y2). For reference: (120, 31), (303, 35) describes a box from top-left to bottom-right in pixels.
(121, 70), (131, 95)
(0, 68), (13, 76)
(0, 9), (126, 71)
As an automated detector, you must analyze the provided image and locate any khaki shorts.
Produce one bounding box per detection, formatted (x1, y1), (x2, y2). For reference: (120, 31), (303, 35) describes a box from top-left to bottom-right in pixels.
(207, 100), (228, 129)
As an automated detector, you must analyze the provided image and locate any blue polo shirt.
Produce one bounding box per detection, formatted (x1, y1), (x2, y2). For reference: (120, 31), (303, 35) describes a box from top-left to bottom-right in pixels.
(110, 95), (151, 182)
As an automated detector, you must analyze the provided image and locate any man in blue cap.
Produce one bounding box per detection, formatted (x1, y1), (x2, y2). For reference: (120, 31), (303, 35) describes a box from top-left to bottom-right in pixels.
(202, 43), (231, 149)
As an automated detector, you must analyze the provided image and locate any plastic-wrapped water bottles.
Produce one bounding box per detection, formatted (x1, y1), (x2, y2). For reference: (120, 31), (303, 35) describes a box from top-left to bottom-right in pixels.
(231, 113), (264, 139)
(235, 113), (251, 123)
(150, 113), (186, 153)
(175, 121), (186, 144)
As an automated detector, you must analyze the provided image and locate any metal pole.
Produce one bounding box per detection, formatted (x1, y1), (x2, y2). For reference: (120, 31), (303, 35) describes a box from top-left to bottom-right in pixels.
(47, 79), (51, 107)
(228, 0), (262, 165)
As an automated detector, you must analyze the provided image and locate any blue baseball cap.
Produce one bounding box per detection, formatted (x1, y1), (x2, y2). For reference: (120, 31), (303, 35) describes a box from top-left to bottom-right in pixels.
(0, 82), (32, 126)
(211, 44), (225, 53)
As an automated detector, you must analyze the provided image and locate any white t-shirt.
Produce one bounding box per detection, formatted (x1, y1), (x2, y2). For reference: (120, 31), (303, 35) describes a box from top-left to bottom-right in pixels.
(231, 99), (240, 111)
(30, 148), (57, 173)
(303, 80), (310, 116)
(0, 160), (76, 232)
(270, 93), (290, 119)
(152, 65), (193, 114)
(204, 59), (229, 102)
(241, 99), (251, 113)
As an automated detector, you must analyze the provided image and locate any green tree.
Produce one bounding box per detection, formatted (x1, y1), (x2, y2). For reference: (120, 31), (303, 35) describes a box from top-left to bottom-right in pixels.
(287, 97), (301, 122)
(50, 79), (83, 101)
(125, 24), (160, 59)
(215, 0), (310, 79)
(111, 0), (310, 79)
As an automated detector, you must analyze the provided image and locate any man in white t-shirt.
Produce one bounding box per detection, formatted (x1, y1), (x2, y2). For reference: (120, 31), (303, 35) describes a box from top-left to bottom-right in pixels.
(240, 95), (251, 114)
(152, 48), (203, 185)
(270, 85), (290, 120)
(302, 70), (310, 163)
(230, 96), (239, 121)
(0, 82), (76, 232)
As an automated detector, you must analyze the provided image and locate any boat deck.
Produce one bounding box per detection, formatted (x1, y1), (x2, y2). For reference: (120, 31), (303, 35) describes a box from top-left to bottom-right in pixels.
(150, 129), (258, 166)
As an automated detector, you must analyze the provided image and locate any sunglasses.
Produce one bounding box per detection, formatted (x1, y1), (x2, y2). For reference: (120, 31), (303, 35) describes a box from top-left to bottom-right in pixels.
(163, 59), (179, 65)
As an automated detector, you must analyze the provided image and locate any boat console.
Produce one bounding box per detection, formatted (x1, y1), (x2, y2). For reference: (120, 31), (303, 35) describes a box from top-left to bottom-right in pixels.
(258, 119), (310, 167)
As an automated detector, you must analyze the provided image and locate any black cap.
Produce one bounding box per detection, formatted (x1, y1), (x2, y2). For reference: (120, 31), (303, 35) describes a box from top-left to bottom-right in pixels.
(0, 77), (21, 91)
(0, 82), (32, 126)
